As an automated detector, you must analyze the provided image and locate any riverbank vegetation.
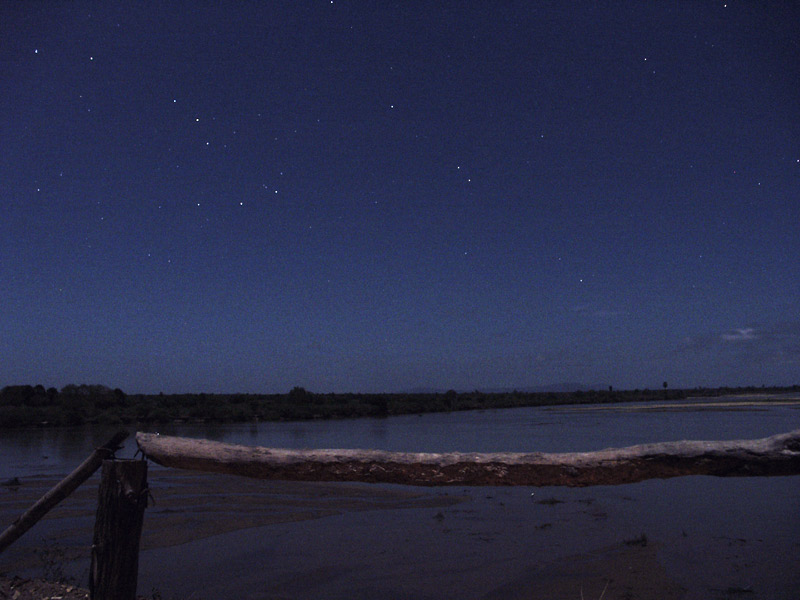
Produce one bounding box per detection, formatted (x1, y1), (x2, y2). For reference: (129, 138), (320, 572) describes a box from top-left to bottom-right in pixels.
(0, 383), (797, 428)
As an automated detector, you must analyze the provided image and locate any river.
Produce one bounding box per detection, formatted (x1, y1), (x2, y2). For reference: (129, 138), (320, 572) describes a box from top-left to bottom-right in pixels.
(2, 395), (799, 599)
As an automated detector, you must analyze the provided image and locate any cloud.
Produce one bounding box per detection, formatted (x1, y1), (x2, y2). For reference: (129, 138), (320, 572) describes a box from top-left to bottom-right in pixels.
(677, 322), (800, 362)
(721, 328), (758, 342)
(666, 321), (800, 386)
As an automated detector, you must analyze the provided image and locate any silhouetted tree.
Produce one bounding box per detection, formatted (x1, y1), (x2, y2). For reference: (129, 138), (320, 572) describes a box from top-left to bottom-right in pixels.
(288, 386), (312, 403)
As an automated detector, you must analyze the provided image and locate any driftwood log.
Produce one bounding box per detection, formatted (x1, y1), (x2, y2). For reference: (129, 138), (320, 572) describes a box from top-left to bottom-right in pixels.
(136, 430), (800, 487)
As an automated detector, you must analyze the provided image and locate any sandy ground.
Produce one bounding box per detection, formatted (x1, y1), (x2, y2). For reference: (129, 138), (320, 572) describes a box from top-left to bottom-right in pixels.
(0, 549), (691, 600)
(483, 542), (686, 600)
(0, 470), (684, 600)
(0, 469), (466, 571)
(2, 464), (798, 599)
(558, 397), (800, 412)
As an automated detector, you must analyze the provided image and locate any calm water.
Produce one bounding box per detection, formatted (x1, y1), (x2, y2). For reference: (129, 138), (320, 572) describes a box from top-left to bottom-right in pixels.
(3, 396), (800, 476)
(2, 396), (799, 599)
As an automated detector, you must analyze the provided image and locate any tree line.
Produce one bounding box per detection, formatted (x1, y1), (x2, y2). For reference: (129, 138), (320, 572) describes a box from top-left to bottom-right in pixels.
(1, 383), (797, 428)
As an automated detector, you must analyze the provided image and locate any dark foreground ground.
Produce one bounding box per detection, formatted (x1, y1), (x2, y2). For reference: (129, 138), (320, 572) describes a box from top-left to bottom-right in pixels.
(0, 575), (91, 599)
(0, 537), (683, 600)
(3, 467), (798, 599)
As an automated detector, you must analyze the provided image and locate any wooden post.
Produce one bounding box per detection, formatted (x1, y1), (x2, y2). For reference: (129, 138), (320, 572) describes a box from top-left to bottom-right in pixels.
(0, 430), (129, 554)
(90, 459), (148, 600)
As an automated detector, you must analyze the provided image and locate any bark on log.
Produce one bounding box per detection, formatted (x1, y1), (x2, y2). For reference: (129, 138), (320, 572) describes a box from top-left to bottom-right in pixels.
(136, 429), (800, 487)
(90, 459), (148, 600)
(0, 430), (129, 554)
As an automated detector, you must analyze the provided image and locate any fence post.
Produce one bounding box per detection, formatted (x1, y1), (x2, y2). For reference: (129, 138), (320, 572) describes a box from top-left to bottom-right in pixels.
(90, 459), (148, 600)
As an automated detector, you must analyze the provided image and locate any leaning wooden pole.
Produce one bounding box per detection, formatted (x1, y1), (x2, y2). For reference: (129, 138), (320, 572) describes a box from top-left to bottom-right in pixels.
(90, 459), (148, 600)
(137, 429), (800, 487)
(0, 430), (129, 554)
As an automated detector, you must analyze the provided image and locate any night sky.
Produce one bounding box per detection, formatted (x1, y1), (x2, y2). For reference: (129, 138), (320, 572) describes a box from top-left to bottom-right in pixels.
(2, 2), (798, 394)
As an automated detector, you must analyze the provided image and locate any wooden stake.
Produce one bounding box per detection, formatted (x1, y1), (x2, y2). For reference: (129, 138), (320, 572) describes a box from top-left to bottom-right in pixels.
(90, 459), (148, 600)
(0, 430), (129, 554)
(136, 429), (800, 487)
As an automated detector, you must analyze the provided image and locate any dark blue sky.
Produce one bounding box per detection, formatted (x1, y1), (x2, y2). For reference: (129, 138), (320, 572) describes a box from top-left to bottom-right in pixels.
(2, 1), (798, 394)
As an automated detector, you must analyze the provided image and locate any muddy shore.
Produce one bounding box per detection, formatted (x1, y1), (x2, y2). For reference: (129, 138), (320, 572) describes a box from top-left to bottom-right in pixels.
(3, 466), (797, 599)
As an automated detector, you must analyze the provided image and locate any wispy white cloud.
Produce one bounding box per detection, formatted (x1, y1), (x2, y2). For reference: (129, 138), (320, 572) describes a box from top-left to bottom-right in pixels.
(666, 322), (800, 386)
(721, 328), (758, 342)
(677, 322), (800, 362)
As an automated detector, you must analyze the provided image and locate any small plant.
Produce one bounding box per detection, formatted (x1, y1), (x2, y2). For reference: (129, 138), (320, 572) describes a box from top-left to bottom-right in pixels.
(725, 586), (754, 595)
(535, 496), (564, 505)
(624, 532), (648, 547)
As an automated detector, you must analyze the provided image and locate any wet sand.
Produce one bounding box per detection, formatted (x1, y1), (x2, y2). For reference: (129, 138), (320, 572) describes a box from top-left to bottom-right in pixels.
(483, 542), (686, 600)
(0, 468), (467, 571)
(3, 465), (798, 599)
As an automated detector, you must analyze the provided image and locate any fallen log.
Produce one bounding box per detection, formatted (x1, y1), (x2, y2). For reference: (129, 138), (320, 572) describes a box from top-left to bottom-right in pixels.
(136, 429), (800, 487)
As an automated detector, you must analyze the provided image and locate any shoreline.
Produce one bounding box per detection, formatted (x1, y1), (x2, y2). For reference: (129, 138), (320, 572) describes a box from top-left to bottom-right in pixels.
(557, 398), (800, 411)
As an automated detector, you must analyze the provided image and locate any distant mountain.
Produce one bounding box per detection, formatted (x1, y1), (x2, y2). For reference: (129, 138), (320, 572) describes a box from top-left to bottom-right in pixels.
(479, 383), (603, 394)
(399, 383), (601, 394)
